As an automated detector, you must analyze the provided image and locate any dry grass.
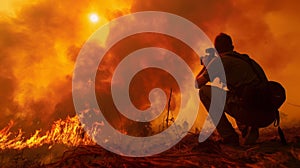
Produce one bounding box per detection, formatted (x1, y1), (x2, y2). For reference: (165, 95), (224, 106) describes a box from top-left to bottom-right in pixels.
(1, 127), (299, 167)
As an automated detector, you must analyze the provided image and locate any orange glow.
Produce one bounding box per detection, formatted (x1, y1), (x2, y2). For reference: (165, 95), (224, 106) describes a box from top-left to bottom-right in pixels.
(0, 0), (300, 152)
(0, 0), (132, 133)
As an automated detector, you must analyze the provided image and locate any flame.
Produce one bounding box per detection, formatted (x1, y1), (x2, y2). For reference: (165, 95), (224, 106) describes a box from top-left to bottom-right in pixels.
(1, 0), (299, 152)
(0, 0), (133, 135)
(0, 116), (95, 150)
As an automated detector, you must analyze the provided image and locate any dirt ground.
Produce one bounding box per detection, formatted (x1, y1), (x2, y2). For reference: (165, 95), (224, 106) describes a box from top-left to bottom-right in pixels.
(1, 127), (300, 168)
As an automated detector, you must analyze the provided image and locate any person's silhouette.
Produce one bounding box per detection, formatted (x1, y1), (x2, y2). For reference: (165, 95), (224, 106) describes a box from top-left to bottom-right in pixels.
(196, 33), (271, 145)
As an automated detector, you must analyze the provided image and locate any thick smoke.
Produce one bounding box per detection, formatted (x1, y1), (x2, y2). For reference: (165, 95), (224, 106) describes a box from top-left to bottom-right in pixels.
(131, 0), (299, 71)
(131, 0), (300, 126)
(0, 0), (132, 133)
(0, 0), (299, 135)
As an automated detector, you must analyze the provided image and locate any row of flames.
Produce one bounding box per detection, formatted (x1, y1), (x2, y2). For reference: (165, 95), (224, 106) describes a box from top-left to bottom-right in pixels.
(0, 116), (95, 150)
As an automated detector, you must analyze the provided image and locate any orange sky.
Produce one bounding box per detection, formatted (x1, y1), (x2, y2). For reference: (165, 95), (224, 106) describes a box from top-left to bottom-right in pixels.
(0, 0), (299, 133)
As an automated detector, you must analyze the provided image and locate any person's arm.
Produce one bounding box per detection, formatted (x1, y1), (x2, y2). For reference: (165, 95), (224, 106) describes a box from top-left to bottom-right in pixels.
(195, 72), (209, 88)
(195, 56), (221, 88)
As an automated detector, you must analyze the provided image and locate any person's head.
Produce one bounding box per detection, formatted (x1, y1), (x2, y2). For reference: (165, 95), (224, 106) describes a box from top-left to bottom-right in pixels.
(214, 33), (234, 54)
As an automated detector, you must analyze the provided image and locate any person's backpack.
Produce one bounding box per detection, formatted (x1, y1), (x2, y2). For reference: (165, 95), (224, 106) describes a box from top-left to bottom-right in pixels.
(269, 81), (286, 109)
(268, 81), (287, 145)
(229, 52), (287, 144)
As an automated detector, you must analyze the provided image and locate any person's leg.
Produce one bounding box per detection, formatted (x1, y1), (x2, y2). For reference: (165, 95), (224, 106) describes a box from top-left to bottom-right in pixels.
(226, 95), (260, 145)
(236, 121), (248, 138)
(199, 85), (239, 145)
(244, 127), (259, 145)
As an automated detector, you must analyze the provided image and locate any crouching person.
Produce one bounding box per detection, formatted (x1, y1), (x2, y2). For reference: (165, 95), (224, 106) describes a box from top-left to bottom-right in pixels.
(196, 33), (277, 145)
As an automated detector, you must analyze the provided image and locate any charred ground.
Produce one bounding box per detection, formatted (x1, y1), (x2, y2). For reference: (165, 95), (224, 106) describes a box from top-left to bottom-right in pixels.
(1, 126), (299, 167)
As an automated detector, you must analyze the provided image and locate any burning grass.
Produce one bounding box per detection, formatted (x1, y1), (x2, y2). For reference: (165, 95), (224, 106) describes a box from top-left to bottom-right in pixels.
(0, 116), (94, 150)
(0, 116), (299, 167)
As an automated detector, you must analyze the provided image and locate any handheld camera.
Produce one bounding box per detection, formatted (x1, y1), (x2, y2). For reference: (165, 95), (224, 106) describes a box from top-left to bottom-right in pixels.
(200, 48), (216, 66)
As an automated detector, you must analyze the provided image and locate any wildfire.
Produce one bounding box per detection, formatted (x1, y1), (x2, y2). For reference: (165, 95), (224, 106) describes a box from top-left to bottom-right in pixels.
(1, 0), (299, 157)
(0, 116), (95, 150)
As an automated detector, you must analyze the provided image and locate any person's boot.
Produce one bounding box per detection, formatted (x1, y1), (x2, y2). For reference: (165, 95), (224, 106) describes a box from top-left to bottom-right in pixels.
(216, 115), (240, 146)
(244, 127), (259, 145)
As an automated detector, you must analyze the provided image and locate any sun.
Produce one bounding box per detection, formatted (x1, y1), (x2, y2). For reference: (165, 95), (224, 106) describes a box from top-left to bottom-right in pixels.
(89, 13), (99, 23)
